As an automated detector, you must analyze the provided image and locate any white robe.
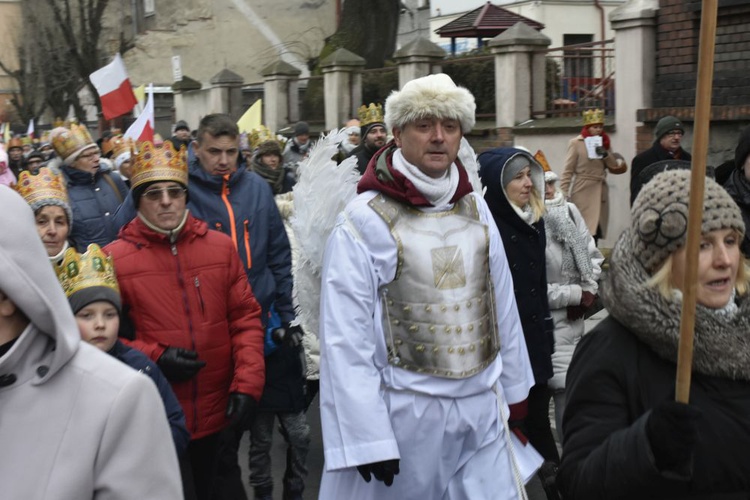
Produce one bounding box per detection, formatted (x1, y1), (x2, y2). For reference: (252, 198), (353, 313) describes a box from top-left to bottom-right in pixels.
(318, 190), (535, 499)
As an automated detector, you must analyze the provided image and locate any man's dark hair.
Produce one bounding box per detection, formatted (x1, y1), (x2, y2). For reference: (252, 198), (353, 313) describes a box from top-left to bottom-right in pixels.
(196, 114), (239, 144)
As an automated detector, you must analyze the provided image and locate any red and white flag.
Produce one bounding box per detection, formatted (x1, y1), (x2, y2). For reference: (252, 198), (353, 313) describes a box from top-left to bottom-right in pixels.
(26, 118), (34, 139)
(124, 84), (154, 143)
(89, 53), (138, 120)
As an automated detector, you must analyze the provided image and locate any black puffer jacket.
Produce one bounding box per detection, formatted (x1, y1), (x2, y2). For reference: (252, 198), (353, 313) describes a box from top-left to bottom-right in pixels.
(559, 317), (750, 500)
(479, 147), (554, 384)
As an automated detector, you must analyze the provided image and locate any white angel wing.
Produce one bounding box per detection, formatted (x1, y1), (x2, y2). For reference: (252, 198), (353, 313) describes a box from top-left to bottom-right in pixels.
(291, 129), (360, 337)
(458, 137), (482, 193)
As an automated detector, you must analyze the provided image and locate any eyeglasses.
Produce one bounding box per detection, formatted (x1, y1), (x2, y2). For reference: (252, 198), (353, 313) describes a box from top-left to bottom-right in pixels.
(142, 186), (187, 201)
(666, 130), (684, 137)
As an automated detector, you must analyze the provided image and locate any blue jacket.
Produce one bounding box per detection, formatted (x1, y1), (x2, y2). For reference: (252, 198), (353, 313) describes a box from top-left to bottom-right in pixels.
(187, 149), (294, 325)
(63, 163), (128, 251)
(109, 340), (190, 456)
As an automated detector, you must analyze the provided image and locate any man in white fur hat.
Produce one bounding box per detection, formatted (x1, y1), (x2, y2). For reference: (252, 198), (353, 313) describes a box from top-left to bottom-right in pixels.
(318, 73), (535, 498)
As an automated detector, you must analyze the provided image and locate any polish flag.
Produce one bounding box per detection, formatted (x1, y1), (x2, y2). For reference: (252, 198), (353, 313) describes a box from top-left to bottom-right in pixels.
(89, 53), (138, 120)
(124, 84), (154, 143)
(26, 118), (34, 139)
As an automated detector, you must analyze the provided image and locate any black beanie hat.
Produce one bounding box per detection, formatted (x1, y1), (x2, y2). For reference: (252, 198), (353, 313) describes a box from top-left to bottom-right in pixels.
(294, 121), (309, 136)
(653, 116), (684, 141)
(174, 120), (190, 132)
(68, 286), (122, 315)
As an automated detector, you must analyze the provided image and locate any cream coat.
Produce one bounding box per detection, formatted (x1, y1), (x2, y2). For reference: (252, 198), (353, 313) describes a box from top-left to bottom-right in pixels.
(0, 185), (182, 500)
(559, 136), (626, 237)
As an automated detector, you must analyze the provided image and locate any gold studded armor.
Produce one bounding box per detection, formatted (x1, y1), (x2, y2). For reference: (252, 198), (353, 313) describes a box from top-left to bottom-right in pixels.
(368, 194), (500, 379)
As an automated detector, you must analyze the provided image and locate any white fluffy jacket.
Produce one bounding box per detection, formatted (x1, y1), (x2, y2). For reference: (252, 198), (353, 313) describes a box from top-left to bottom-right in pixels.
(545, 201), (603, 390)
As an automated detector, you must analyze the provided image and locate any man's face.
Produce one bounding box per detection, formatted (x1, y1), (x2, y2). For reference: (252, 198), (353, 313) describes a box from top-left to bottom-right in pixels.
(193, 133), (239, 176)
(393, 117), (462, 179)
(296, 133), (310, 146)
(72, 147), (101, 174)
(138, 181), (187, 231)
(8, 147), (22, 162)
(175, 129), (191, 141)
(364, 125), (387, 151)
(659, 130), (684, 153)
(261, 153), (281, 170)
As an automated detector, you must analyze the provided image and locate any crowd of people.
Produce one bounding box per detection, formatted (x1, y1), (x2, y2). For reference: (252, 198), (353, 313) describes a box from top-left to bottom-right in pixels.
(2, 72), (750, 500)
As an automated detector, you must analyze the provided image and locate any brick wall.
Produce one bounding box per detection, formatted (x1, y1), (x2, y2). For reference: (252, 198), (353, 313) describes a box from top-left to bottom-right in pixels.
(652, 0), (750, 108)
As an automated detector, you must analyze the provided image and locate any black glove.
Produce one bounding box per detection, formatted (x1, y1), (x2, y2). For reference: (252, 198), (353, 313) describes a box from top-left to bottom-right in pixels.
(646, 401), (701, 472)
(356, 459), (400, 486)
(157, 347), (206, 382)
(225, 392), (256, 429)
(566, 305), (586, 321)
(271, 323), (304, 348)
(594, 145), (609, 158)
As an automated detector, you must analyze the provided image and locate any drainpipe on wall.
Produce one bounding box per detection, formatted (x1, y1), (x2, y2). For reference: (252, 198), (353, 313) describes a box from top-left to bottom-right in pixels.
(593, 0), (606, 108)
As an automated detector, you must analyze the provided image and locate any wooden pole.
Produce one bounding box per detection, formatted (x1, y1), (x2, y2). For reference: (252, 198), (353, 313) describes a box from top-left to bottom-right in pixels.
(675, 0), (718, 403)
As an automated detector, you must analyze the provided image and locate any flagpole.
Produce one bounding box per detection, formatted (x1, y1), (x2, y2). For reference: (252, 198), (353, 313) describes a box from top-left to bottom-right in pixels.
(675, 0), (718, 404)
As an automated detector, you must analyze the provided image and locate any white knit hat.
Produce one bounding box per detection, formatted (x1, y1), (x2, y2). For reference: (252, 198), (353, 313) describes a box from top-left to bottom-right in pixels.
(384, 74), (476, 133)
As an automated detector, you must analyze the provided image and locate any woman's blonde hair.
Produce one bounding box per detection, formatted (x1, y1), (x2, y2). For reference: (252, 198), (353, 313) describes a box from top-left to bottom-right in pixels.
(529, 185), (546, 223)
(646, 245), (750, 300)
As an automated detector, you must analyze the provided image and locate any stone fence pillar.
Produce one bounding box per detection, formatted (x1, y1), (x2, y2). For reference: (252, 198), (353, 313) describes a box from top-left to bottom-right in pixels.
(261, 60), (302, 133)
(320, 48), (366, 130)
(209, 69), (245, 120)
(394, 37), (446, 88)
(489, 22), (551, 129)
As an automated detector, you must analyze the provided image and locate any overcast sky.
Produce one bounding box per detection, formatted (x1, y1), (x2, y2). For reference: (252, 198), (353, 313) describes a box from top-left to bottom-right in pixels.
(430, 0), (516, 17)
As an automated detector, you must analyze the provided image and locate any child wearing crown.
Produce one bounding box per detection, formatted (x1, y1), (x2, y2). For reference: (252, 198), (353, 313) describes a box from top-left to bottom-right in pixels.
(559, 109), (627, 242)
(55, 244), (190, 458)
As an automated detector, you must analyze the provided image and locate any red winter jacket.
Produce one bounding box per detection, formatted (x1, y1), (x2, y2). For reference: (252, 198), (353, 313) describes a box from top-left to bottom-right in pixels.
(105, 214), (264, 439)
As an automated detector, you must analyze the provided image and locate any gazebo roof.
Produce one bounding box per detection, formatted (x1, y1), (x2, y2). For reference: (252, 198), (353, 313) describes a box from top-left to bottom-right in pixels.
(435, 2), (545, 38)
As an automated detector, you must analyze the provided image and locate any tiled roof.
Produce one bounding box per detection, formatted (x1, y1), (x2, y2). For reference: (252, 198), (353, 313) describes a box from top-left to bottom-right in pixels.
(436, 2), (545, 38)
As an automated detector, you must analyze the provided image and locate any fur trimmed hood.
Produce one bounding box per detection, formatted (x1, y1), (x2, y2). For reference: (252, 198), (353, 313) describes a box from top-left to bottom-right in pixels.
(384, 74), (475, 133)
(603, 229), (750, 381)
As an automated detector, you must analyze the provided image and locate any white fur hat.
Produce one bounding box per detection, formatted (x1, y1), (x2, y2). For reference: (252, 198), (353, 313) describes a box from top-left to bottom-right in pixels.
(385, 74), (476, 133)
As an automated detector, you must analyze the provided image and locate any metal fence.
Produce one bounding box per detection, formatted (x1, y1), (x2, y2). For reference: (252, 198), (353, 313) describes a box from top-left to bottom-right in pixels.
(537, 39), (615, 119)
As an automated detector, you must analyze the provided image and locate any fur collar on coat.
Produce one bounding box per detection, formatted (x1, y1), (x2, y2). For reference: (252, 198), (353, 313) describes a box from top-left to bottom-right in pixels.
(603, 229), (750, 381)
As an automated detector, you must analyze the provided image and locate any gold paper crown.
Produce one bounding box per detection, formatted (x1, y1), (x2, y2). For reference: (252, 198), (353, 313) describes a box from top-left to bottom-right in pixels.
(130, 140), (188, 190)
(249, 125), (276, 150)
(110, 136), (134, 159)
(582, 109), (605, 126)
(7, 137), (23, 150)
(50, 123), (95, 160)
(534, 150), (552, 173)
(358, 103), (384, 127)
(55, 244), (120, 299)
(13, 167), (69, 209)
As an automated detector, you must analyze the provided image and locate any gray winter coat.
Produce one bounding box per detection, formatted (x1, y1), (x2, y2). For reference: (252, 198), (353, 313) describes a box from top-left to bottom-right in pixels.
(0, 185), (182, 500)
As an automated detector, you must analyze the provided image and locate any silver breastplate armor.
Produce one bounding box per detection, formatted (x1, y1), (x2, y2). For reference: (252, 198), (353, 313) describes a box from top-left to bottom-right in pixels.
(369, 194), (500, 379)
